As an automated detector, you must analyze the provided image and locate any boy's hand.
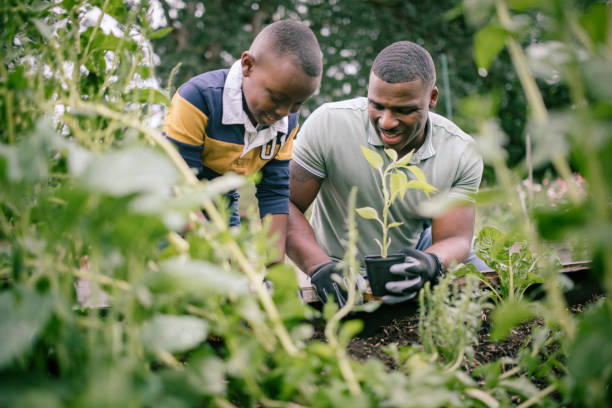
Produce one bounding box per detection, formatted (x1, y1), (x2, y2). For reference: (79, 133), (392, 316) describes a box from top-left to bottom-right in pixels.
(310, 261), (347, 307)
(382, 248), (443, 305)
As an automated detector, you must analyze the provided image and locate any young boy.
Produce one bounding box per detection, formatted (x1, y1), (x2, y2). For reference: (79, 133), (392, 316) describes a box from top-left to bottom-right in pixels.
(163, 20), (322, 259)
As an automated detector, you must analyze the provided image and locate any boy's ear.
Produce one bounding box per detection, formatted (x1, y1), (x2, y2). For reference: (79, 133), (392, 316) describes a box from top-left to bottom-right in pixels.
(241, 51), (255, 77)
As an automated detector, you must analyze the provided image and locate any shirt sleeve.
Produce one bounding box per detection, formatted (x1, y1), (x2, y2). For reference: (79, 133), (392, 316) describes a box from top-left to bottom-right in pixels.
(163, 83), (209, 176)
(448, 142), (483, 202)
(292, 105), (331, 179)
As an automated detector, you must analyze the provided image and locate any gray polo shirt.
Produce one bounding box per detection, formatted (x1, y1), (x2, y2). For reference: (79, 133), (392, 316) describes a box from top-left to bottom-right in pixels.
(293, 97), (483, 266)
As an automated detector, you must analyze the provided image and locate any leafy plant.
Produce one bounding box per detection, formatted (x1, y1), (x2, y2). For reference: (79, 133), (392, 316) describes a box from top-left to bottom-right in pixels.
(418, 275), (484, 370)
(356, 146), (437, 257)
(459, 226), (547, 305)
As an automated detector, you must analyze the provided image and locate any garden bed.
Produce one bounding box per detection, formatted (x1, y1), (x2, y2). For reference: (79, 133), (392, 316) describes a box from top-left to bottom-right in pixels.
(344, 293), (604, 371)
(308, 260), (603, 369)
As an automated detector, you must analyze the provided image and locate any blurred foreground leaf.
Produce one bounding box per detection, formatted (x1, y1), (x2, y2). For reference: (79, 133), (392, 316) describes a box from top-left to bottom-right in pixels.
(0, 286), (53, 368)
(142, 314), (208, 353)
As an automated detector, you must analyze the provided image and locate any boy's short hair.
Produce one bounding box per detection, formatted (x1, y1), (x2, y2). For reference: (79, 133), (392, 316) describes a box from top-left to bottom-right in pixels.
(371, 41), (436, 87)
(254, 20), (322, 77)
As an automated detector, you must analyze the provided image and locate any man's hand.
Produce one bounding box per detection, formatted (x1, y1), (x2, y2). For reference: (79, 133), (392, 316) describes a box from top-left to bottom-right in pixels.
(310, 261), (348, 307)
(382, 248), (444, 305)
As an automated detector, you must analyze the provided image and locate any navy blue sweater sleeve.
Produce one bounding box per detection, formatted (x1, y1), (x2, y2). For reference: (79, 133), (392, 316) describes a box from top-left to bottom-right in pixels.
(256, 158), (290, 216)
(166, 136), (204, 178)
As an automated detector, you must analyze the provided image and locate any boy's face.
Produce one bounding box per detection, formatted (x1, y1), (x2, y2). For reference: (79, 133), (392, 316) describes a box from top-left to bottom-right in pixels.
(241, 52), (320, 126)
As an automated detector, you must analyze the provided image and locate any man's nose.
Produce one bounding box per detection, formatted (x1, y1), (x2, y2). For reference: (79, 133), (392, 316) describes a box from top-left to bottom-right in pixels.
(379, 109), (398, 129)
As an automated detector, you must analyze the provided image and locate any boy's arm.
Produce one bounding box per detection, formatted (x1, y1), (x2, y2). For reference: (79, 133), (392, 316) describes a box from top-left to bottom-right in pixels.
(256, 158), (291, 261)
(265, 213), (287, 265)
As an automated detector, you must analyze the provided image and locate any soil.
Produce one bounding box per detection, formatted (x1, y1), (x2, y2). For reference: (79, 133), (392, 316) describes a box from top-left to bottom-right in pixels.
(341, 293), (605, 371)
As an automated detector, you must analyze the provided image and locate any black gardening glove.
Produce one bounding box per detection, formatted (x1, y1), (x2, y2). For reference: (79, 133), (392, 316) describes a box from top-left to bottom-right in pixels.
(382, 248), (444, 305)
(310, 261), (348, 307)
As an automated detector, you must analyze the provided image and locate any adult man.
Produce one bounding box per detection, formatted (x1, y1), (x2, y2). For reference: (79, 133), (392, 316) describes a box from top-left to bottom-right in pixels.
(164, 20), (322, 261)
(286, 41), (484, 305)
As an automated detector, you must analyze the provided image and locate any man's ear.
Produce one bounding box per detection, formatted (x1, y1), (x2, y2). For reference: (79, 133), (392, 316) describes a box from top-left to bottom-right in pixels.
(241, 51), (255, 77)
(429, 86), (439, 109)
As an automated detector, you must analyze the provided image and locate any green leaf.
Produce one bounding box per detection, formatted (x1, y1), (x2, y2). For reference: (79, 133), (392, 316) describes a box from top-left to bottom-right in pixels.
(81, 27), (138, 53)
(355, 206), (379, 221)
(148, 27), (173, 40)
(81, 147), (181, 197)
(490, 300), (534, 341)
(390, 171), (408, 201)
(387, 221), (403, 228)
(532, 203), (589, 240)
(406, 165), (427, 182)
(384, 148), (398, 162)
(474, 24), (508, 69)
(142, 314), (208, 353)
(32, 19), (53, 39)
(475, 188), (504, 205)
(146, 257), (249, 296)
(566, 302), (612, 406)
(462, 0), (496, 27)
(405, 179), (438, 198)
(125, 87), (171, 106)
(396, 151), (413, 167)
(8, 67), (28, 90)
(581, 3), (608, 45)
(508, 0), (543, 11)
(499, 377), (540, 399)
(338, 320), (363, 344)
(360, 145), (383, 170)
(267, 263), (306, 321)
(0, 286), (53, 368)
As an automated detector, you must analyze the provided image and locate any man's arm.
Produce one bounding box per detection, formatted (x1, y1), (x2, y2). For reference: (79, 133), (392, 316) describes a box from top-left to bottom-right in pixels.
(427, 205), (475, 269)
(286, 160), (331, 276)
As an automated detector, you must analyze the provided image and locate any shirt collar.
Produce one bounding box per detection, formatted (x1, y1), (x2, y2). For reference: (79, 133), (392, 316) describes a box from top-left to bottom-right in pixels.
(222, 60), (289, 135)
(367, 112), (436, 164)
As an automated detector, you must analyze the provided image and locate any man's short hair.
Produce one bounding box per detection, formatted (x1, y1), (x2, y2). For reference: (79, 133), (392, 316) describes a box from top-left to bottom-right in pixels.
(371, 41), (436, 86)
(257, 20), (322, 77)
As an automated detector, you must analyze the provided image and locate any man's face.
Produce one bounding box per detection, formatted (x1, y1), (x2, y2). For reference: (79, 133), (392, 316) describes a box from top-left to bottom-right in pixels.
(367, 72), (438, 157)
(241, 52), (320, 126)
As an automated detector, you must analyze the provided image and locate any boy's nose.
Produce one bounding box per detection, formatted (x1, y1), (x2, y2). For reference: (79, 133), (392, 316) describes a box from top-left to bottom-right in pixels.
(274, 105), (290, 118)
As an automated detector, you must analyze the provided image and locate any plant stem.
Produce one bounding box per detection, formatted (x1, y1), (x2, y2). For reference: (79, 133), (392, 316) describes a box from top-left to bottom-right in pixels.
(259, 398), (310, 408)
(324, 187), (362, 395)
(73, 267), (132, 291)
(380, 168), (390, 257)
(496, 0), (580, 203)
(516, 385), (556, 408)
(0, 62), (15, 144)
(465, 388), (500, 408)
(80, 0), (110, 66)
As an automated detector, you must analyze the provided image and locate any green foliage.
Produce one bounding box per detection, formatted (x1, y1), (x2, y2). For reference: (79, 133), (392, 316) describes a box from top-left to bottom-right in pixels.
(357, 146), (436, 257)
(418, 276), (484, 369)
(1, 0), (611, 406)
(471, 226), (546, 304)
(566, 300), (612, 406)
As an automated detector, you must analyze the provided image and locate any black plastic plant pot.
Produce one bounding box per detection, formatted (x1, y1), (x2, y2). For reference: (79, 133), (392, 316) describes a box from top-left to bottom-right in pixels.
(364, 254), (406, 297)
